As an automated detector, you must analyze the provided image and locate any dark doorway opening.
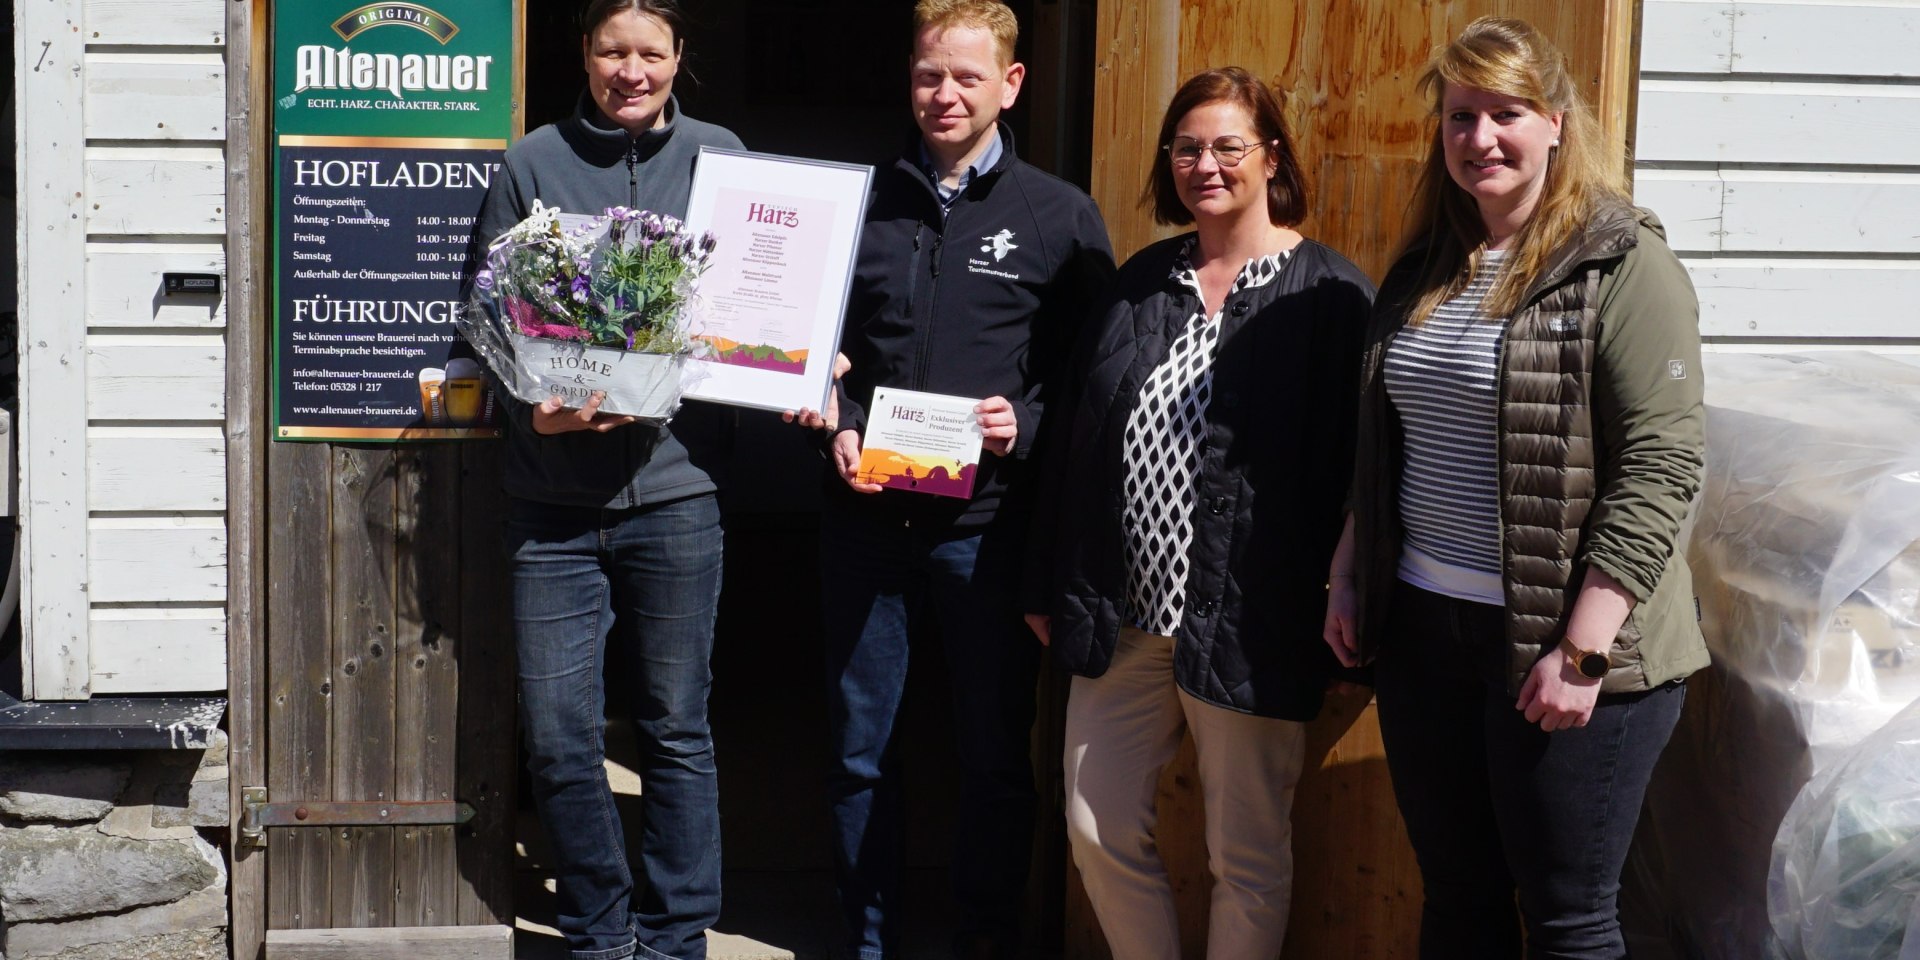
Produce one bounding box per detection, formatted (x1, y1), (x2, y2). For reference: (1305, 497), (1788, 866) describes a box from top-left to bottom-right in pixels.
(511, 2), (1096, 957)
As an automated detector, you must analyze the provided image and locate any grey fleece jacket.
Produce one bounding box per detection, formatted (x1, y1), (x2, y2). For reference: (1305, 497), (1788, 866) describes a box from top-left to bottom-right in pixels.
(469, 92), (744, 509)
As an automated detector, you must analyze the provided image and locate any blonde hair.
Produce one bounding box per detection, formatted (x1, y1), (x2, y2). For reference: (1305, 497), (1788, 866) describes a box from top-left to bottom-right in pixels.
(1401, 17), (1629, 324)
(913, 0), (1019, 67)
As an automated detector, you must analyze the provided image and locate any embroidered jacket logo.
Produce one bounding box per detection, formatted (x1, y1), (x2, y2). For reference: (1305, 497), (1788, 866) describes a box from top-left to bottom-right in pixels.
(979, 229), (1019, 262)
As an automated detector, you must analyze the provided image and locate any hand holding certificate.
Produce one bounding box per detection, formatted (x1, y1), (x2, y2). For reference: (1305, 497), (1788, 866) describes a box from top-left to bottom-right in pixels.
(853, 388), (986, 499)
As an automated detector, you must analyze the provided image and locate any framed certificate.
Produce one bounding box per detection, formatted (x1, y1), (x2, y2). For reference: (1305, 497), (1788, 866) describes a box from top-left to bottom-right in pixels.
(681, 147), (873, 413)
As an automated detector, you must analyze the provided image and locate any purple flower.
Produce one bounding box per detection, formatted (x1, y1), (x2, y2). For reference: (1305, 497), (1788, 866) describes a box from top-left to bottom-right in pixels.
(570, 273), (590, 304)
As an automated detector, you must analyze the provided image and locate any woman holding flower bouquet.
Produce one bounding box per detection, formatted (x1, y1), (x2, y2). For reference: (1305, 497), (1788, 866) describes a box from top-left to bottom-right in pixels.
(463, 1), (742, 958)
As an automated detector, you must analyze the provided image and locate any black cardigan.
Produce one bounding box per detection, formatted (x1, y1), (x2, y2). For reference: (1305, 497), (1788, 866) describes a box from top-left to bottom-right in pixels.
(1026, 234), (1373, 719)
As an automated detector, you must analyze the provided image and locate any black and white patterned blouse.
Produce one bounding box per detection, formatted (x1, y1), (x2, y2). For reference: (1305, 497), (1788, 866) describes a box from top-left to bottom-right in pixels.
(1122, 240), (1292, 636)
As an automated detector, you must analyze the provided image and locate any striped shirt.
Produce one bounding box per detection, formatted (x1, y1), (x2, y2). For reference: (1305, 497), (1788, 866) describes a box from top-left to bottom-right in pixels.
(1383, 250), (1509, 605)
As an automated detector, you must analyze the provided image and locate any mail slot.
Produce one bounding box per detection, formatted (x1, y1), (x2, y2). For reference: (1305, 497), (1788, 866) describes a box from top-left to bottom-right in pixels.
(162, 272), (222, 295)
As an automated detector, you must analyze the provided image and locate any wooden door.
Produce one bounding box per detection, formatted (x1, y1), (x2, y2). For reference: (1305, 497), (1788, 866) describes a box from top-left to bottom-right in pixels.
(224, 0), (533, 948)
(223, 0), (523, 953)
(248, 442), (517, 958)
(1076, 2), (1639, 957)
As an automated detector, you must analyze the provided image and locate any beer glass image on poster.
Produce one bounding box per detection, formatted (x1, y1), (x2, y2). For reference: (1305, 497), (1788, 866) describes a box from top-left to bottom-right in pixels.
(854, 388), (984, 500)
(418, 357), (492, 427)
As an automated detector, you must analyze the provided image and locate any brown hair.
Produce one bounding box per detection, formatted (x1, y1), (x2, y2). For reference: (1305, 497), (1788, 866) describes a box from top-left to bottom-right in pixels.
(913, 0), (1019, 67)
(1401, 17), (1630, 324)
(1144, 68), (1308, 227)
(578, 0), (686, 45)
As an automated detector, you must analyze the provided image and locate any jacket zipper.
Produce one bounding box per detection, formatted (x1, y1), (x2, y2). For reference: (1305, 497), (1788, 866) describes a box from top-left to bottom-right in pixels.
(915, 207), (945, 391)
(626, 139), (639, 207)
(904, 227), (922, 326)
(622, 137), (640, 505)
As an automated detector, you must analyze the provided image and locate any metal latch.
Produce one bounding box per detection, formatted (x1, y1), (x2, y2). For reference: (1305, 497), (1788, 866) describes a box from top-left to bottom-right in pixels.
(239, 786), (475, 849)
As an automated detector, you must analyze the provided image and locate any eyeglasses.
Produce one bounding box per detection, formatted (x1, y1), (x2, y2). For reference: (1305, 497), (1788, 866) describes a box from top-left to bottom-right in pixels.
(1163, 136), (1271, 168)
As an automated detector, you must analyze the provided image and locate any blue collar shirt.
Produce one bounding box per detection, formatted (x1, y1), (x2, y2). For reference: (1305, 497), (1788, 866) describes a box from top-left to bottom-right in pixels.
(919, 130), (1003, 210)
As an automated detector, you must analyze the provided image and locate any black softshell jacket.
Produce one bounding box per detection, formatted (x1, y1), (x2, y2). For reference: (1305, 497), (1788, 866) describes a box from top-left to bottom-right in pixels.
(833, 127), (1115, 529)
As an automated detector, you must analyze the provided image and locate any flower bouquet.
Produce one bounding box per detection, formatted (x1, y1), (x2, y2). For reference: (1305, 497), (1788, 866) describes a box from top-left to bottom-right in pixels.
(458, 200), (719, 421)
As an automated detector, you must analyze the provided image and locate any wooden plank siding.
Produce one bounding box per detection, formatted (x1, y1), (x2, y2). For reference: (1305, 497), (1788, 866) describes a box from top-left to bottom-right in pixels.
(88, 429), (227, 512)
(1634, 0), (1920, 354)
(91, 608), (227, 693)
(1084, 2), (1637, 958)
(19, 0), (94, 699)
(1640, 1), (1920, 78)
(85, 0), (226, 46)
(87, 336), (227, 420)
(87, 518), (227, 604)
(87, 243), (228, 328)
(31, 0), (239, 696)
(84, 54), (228, 141)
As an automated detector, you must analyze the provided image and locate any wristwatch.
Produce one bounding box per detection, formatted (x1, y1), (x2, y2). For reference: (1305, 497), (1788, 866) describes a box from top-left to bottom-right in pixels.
(1560, 637), (1611, 680)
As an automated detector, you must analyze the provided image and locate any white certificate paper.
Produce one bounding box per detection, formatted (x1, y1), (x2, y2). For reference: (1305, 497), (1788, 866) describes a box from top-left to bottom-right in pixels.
(855, 388), (985, 499)
(681, 148), (872, 413)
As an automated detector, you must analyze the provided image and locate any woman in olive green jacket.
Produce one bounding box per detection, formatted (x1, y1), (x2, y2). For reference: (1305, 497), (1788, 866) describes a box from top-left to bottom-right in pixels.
(1320, 17), (1707, 960)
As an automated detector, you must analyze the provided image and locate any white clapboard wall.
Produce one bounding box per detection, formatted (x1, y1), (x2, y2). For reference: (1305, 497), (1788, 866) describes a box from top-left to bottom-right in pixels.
(1635, 0), (1920, 361)
(18, 0), (228, 697)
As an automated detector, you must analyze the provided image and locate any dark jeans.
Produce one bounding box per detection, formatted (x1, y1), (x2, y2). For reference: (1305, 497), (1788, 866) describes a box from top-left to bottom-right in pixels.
(1374, 582), (1686, 960)
(819, 507), (1041, 960)
(509, 494), (725, 960)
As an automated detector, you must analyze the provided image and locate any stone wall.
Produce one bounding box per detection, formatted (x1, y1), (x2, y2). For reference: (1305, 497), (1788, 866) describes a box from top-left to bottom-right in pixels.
(0, 732), (229, 960)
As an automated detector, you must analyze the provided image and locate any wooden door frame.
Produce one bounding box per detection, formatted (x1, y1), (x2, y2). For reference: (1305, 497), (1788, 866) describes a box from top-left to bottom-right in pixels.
(229, 0), (271, 954)
(228, 2), (525, 956)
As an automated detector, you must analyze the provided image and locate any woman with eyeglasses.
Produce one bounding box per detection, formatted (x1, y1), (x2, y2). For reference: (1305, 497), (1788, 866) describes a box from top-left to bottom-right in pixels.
(1022, 67), (1372, 957)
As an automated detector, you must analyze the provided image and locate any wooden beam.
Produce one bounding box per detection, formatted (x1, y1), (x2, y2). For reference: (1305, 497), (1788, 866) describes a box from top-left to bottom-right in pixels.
(452, 4), (524, 925)
(266, 440), (336, 933)
(228, 0), (271, 955)
(263, 925), (513, 960)
(1600, 0), (1643, 182)
(18, 0), (92, 700)
(1089, 0), (1183, 261)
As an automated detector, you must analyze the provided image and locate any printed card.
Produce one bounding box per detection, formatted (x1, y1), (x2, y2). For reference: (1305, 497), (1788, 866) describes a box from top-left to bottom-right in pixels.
(855, 388), (985, 499)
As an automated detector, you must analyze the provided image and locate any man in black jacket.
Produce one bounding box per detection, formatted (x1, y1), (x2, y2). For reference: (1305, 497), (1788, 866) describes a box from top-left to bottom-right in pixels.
(816, 2), (1113, 958)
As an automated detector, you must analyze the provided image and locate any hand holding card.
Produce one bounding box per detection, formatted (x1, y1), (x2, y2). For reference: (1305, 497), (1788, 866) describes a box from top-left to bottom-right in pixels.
(853, 388), (985, 499)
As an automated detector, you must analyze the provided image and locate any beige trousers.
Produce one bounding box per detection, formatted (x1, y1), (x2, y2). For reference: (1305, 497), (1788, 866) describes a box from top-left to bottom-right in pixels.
(1064, 627), (1308, 960)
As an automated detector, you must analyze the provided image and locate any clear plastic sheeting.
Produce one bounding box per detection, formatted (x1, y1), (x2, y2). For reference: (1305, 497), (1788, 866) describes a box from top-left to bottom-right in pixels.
(1620, 352), (1920, 960)
(1771, 697), (1920, 960)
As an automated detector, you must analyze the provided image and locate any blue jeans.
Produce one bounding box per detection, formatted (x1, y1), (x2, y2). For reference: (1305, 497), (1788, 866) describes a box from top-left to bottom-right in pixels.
(1373, 582), (1687, 960)
(509, 494), (724, 960)
(819, 508), (1040, 960)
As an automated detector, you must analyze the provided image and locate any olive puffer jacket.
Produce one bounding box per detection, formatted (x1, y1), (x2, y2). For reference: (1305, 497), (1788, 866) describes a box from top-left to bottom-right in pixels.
(1350, 201), (1710, 695)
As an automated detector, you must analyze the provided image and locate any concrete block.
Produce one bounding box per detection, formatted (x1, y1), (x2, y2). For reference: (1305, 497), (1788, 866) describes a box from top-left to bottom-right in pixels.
(0, 829), (219, 922)
(0, 758), (133, 824)
(19, 927), (226, 960)
(151, 779), (226, 830)
(2, 883), (227, 957)
(98, 753), (196, 841)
